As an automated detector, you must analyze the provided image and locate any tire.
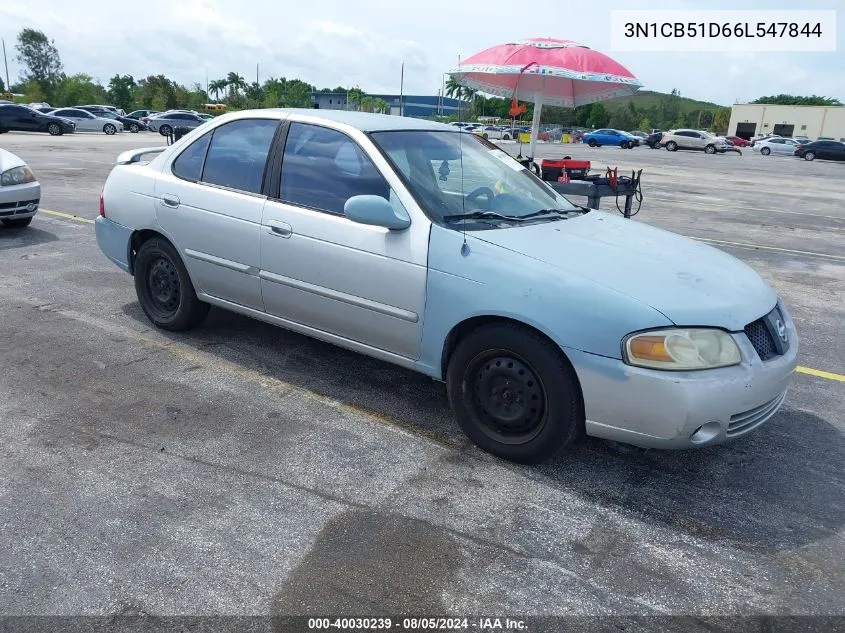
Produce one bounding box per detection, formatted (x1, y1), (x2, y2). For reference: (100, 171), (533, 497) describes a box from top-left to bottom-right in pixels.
(446, 322), (584, 464)
(103, 123), (117, 135)
(705, 144), (717, 154)
(129, 123), (140, 133)
(134, 238), (210, 331)
(503, 134), (511, 140)
(159, 125), (173, 136)
(665, 141), (678, 151)
(2, 217), (33, 228)
(620, 141), (629, 149)
(587, 139), (597, 147)
(760, 147), (771, 156)
(804, 151), (815, 161)
(47, 123), (62, 136)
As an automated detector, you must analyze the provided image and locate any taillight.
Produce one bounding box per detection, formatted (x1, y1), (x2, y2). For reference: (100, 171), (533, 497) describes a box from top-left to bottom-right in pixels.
(99, 190), (105, 217)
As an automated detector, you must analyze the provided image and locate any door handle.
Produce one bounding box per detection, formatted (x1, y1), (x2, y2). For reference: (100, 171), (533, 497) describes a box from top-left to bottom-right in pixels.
(160, 194), (180, 208)
(266, 220), (292, 238)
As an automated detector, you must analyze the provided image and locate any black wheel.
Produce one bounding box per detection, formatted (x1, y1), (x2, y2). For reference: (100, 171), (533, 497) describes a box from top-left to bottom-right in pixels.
(2, 217), (33, 228)
(47, 123), (62, 136)
(760, 147), (771, 156)
(705, 144), (717, 154)
(134, 238), (209, 331)
(446, 323), (584, 464)
(587, 139), (597, 147)
(482, 133), (489, 139)
(503, 133), (511, 140)
(129, 123), (140, 133)
(620, 141), (629, 149)
(804, 151), (815, 161)
(103, 123), (117, 135)
(159, 125), (172, 136)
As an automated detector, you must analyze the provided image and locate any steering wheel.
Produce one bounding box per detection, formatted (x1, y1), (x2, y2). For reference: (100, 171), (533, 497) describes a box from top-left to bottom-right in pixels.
(466, 186), (495, 209)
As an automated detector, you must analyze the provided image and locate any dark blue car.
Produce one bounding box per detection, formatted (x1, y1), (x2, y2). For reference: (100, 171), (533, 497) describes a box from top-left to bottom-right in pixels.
(582, 128), (639, 149)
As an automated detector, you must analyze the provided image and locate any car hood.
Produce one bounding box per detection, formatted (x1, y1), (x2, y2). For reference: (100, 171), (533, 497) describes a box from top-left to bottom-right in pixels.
(469, 210), (776, 331)
(0, 148), (27, 172)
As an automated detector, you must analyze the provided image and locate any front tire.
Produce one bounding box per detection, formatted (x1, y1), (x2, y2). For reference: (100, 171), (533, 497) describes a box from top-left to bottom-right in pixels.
(446, 323), (584, 464)
(2, 217), (33, 228)
(803, 151), (815, 161)
(47, 123), (62, 136)
(587, 139), (597, 147)
(705, 144), (717, 154)
(129, 123), (140, 133)
(760, 147), (771, 156)
(666, 141), (677, 151)
(134, 238), (209, 331)
(103, 123), (117, 135)
(620, 141), (629, 149)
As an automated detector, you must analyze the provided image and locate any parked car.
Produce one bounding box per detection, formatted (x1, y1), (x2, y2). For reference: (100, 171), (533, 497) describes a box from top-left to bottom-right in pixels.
(77, 106), (147, 132)
(749, 133), (780, 147)
(47, 108), (123, 134)
(95, 109), (798, 464)
(662, 129), (729, 154)
(0, 104), (76, 135)
(628, 131), (647, 139)
(582, 129), (639, 148)
(794, 140), (845, 162)
(79, 104), (126, 117)
(752, 137), (800, 156)
(793, 135), (810, 143)
(0, 148), (40, 228)
(146, 111), (208, 135)
(725, 136), (751, 147)
(643, 131), (664, 148)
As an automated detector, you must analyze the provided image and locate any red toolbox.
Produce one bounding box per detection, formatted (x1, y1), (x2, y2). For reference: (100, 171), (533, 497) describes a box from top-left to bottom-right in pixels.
(541, 159), (591, 181)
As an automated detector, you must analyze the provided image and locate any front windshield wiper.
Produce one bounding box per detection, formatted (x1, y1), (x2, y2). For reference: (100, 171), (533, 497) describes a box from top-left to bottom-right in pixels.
(517, 208), (579, 219)
(442, 211), (531, 223)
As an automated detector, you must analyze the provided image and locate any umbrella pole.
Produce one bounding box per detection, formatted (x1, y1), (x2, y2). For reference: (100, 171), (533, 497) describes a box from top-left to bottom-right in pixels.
(528, 91), (543, 171)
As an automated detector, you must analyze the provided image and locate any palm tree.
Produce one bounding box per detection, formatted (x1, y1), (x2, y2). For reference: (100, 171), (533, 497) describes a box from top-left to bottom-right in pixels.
(372, 98), (388, 114)
(445, 75), (463, 99)
(225, 72), (246, 97)
(208, 78), (227, 102)
(360, 96), (374, 113)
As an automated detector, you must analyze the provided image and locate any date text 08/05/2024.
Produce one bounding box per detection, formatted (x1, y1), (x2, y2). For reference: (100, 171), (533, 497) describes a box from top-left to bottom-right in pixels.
(307, 617), (528, 631)
(623, 22), (823, 38)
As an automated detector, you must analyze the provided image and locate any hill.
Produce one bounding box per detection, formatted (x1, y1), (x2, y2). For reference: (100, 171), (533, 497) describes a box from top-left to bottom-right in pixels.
(606, 90), (725, 113)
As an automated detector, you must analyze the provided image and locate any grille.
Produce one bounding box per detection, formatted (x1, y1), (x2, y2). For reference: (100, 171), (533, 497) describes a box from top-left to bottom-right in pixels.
(728, 391), (787, 436)
(744, 317), (777, 361)
(0, 199), (39, 216)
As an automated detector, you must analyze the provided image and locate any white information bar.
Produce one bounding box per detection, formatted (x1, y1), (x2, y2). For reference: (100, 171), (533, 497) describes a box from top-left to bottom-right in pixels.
(610, 10), (837, 52)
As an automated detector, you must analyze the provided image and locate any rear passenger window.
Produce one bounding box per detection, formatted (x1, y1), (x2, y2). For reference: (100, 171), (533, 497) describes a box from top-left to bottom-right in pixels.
(172, 132), (211, 182)
(279, 122), (390, 214)
(200, 119), (278, 194)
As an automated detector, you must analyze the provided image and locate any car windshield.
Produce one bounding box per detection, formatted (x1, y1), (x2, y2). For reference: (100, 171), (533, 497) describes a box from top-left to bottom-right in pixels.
(369, 130), (580, 229)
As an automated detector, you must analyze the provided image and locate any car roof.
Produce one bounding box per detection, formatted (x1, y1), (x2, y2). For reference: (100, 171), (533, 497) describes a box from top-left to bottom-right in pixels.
(225, 108), (455, 132)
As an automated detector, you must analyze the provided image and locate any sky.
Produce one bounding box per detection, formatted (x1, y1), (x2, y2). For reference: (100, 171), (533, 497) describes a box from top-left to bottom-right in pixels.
(0, 0), (841, 106)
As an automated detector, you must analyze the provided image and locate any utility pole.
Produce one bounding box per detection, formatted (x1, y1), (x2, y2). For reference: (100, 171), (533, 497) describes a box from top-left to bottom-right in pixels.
(2, 39), (10, 94)
(256, 63), (259, 86)
(399, 61), (404, 117)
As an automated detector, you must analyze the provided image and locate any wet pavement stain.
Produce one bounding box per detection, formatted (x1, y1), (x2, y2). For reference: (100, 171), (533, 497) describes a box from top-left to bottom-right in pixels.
(272, 508), (463, 617)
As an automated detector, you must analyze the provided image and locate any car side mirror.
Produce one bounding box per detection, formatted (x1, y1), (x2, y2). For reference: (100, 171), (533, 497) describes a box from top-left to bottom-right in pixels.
(344, 195), (410, 230)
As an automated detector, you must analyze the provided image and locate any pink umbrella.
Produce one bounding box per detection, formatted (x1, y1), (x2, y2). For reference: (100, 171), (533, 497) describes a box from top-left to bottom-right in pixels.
(450, 37), (642, 162)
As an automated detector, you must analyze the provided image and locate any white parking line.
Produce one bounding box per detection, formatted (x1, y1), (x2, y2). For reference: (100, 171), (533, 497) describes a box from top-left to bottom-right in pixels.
(693, 237), (845, 261)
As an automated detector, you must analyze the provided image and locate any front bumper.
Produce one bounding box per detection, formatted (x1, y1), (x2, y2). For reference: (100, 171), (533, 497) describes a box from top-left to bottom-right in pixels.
(568, 302), (799, 449)
(95, 216), (133, 272)
(0, 181), (41, 219)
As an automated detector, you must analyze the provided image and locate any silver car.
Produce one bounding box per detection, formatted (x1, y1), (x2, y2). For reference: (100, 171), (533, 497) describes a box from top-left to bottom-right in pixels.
(94, 109), (797, 464)
(48, 108), (123, 134)
(146, 111), (207, 136)
(752, 137), (801, 156)
(0, 148), (40, 228)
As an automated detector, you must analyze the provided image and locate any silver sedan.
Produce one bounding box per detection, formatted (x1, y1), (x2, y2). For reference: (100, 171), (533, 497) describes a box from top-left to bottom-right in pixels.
(146, 112), (207, 136)
(48, 108), (123, 134)
(0, 148), (40, 228)
(753, 137), (800, 156)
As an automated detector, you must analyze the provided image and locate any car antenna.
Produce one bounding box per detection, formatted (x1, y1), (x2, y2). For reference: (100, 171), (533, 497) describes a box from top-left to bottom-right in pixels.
(459, 126), (470, 257)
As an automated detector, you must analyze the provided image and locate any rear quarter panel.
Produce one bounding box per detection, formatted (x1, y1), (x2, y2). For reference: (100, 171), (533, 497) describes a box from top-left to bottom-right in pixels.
(102, 162), (161, 232)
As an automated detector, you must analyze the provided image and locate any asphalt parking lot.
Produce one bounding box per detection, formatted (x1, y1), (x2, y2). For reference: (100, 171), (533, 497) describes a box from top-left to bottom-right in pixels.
(1, 131), (843, 625)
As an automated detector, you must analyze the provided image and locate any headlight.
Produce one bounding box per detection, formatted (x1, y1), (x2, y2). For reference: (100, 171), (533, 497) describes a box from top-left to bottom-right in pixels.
(0, 166), (36, 187)
(623, 328), (741, 371)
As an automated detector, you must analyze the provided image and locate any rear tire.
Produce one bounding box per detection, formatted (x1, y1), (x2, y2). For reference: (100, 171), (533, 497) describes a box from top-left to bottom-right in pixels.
(761, 147), (771, 156)
(587, 139), (597, 147)
(2, 217), (33, 228)
(446, 323), (584, 464)
(159, 125), (173, 136)
(134, 238), (209, 331)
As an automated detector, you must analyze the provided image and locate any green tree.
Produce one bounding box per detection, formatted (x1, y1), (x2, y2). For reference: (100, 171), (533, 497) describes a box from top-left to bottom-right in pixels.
(714, 107), (731, 134)
(587, 103), (609, 128)
(15, 28), (63, 93)
(244, 81), (264, 104)
(347, 87), (364, 110)
(282, 79), (313, 107)
(107, 74), (135, 110)
(608, 106), (635, 131)
(360, 96), (374, 113)
(638, 117), (651, 131)
(0, 77), (4, 92)
(151, 88), (168, 112)
(133, 75), (177, 109)
(751, 94), (841, 106)
(225, 71), (246, 97)
(372, 97), (388, 114)
(52, 73), (107, 106)
(23, 79), (46, 103)
(445, 75), (463, 99)
(208, 78), (228, 102)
